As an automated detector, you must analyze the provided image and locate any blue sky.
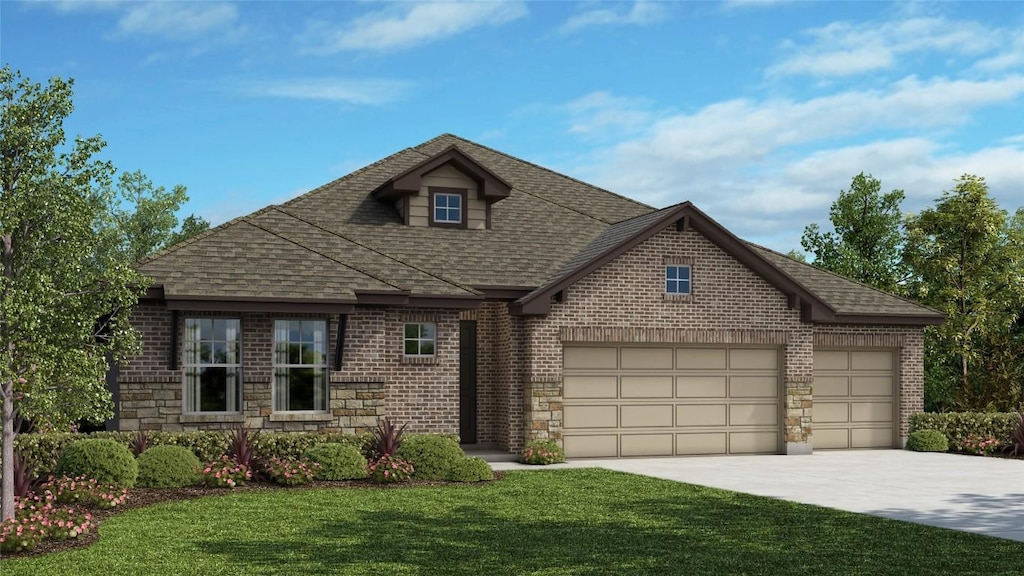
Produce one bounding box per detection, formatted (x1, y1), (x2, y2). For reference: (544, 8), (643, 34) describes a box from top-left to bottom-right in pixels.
(3, 1), (1022, 252)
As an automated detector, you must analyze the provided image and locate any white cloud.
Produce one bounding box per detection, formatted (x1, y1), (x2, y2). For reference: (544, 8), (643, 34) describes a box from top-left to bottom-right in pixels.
(300, 1), (527, 54)
(563, 77), (1024, 248)
(560, 1), (667, 34)
(36, 1), (242, 41)
(769, 16), (1000, 77)
(974, 29), (1024, 72)
(241, 78), (411, 106)
(115, 2), (240, 40)
(564, 91), (653, 137)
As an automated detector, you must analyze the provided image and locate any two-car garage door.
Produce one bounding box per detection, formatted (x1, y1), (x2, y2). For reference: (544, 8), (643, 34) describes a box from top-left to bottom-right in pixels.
(560, 344), (898, 458)
(561, 344), (782, 458)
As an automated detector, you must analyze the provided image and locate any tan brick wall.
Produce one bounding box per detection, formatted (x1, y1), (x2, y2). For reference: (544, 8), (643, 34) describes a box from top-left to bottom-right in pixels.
(119, 304), (459, 435)
(515, 226), (925, 453)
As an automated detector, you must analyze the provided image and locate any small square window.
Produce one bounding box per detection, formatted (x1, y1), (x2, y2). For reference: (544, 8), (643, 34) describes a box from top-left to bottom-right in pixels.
(665, 265), (691, 295)
(404, 322), (437, 357)
(433, 193), (462, 224)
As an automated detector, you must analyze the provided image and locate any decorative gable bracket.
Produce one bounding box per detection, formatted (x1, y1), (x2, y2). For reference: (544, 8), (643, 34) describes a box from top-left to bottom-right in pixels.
(372, 145), (512, 202)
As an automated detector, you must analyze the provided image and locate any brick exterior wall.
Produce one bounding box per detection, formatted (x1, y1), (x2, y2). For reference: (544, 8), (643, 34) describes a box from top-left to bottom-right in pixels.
(118, 304), (460, 435)
(510, 226), (926, 453)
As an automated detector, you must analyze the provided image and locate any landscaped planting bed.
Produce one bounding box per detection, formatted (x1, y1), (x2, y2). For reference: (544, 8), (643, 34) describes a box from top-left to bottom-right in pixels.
(908, 412), (1024, 459)
(4, 469), (1022, 575)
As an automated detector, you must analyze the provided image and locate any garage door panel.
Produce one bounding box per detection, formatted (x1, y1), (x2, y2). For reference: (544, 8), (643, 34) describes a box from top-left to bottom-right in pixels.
(563, 344), (782, 458)
(676, 376), (727, 398)
(851, 376), (892, 397)
(852, 428), (893, 448)
(676, 404), (727, 427)
(563, 376), (618, 399)
(815, 376), (849, 397)
(851, 351), (893, 371)
(621, 434), (673, 457)
(730, 376), (778, 398)
(621, 376), (673, 398)
(564, 347), (617, 370)
(729, 403), (778, 426)
(676, 432), (727, 455)
(621, 405), (673, 428)
(564, 405), (617, 429)
(730, 348), (777, 370)
(677, 348), (726, 370)
(814, 350), (849, 371)
(563, 435), (618, 458)
(730, 432), (778, 454)
(815, 402), (849, 424)
(621, 347), (673, 369)
(852, 402), (892, 423)
(815, 428), (850, 449)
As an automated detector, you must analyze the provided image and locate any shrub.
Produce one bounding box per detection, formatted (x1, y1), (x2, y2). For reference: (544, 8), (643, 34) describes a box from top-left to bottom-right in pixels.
(395, 434), (464, 480)
(201, 456), (251, 489)
(1, 493), (98, 553)
(13, 451), (43, 499)
(264, 456), (319, 486)
(371, 417), (408, 458)
(47, 475), (130, 509)
(956, 435), (1003, 456)
(130, 431), (149, 457)
(447, 457), (493, 482)
(1007, 412), (1024, 457)
(908, 412), (1019, 448)
(304, 443), (368, 480)
(55, 438), (138, 488)
(227, 427), (259, 469)
(905, 429), (949, 452)
(367, 455), (414, 484)
(521, 439), (565, 465)
(136, 445), (202, 488)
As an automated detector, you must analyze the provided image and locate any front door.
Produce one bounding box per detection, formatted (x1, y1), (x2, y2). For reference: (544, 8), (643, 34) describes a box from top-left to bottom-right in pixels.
(459, 320), (478, 444)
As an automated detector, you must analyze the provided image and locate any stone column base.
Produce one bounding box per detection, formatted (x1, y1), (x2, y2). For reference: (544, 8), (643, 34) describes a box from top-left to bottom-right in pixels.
(786, 442), (812, 455)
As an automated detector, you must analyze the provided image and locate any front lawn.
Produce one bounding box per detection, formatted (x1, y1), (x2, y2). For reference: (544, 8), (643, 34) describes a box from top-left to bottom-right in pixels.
(5, 469), (1022, 575)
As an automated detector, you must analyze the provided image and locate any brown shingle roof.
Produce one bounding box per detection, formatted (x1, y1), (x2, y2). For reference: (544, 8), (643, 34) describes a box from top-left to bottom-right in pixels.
(139, 133), (941, 324)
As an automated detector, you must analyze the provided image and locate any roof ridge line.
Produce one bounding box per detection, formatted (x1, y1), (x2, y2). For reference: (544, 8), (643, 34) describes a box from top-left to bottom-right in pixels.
(746, 241), (942, 315)
(430, 133), (656, 214)
(134, 205), (279, 267)
(241, 218), (407, 292)
(272, 207), (479, 295)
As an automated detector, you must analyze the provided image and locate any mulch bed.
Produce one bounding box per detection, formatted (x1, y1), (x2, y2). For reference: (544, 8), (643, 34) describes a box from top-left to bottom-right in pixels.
(4, 471), (507, 560)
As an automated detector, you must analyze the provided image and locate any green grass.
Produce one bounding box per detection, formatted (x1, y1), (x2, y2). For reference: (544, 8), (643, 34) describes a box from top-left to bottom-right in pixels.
(6, 469), (1023, 575)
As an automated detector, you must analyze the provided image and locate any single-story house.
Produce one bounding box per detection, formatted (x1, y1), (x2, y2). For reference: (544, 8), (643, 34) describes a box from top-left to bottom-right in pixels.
(113, 134), (943, 457)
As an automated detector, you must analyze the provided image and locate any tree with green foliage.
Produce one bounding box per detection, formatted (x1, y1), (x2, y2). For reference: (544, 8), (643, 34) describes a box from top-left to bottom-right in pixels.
(801, 173), (906, 293)
(784, 249), (807, 263)
(111, 170), (209, 263)
(903, 175), (1024, 411)
(1, 67), (145, 521)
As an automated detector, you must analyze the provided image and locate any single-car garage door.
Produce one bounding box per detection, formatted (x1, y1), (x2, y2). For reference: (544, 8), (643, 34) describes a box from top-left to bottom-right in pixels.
(813, 349), (897, 449)
(561, 344), (782, 458)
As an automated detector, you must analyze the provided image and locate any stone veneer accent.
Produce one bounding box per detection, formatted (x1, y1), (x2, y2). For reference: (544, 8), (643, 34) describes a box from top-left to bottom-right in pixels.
(118, 304), (460, 434)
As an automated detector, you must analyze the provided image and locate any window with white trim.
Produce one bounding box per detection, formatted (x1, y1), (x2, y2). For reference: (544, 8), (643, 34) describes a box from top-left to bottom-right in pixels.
(433, 193), (462, 224)
(404, 322), (436, 356)
(273, 319), (328, 412)
(665, 265), (692, 295)
(184, 318), (242, 413)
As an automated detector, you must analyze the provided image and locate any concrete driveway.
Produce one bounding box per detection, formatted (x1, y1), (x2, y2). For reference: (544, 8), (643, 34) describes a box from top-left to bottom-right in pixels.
(492, 450), (1024, 542)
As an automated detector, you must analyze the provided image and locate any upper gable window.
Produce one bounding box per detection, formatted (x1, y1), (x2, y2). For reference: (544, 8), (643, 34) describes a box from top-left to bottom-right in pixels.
(430, 189), (464, 227)
(665, 265), (691, 295)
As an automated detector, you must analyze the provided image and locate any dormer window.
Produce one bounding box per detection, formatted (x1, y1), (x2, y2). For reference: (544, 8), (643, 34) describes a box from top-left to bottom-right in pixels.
(429, 188), (466, 228)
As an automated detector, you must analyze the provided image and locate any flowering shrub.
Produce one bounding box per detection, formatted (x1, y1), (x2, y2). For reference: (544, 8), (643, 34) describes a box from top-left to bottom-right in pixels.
(47, 475), (130, 509)
(264, 456), (319, 486)
(521, 439), (565, 465)
(0, 493), (96, 553)
(956, 435), (1003, 456)
(201, 456), (251, 489)
(367, 455), (414, 484)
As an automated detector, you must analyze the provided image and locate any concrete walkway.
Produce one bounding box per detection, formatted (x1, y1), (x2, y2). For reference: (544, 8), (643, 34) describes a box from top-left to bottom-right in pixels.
(490, 451), (1024, 542)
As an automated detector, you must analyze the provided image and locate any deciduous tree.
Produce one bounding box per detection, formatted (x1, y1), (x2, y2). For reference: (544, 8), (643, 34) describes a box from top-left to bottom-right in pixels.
(1, 67), (144, 520)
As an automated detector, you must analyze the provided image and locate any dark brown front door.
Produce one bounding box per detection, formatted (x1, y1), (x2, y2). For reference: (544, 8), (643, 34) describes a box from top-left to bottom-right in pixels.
(459, 320), (478, 444)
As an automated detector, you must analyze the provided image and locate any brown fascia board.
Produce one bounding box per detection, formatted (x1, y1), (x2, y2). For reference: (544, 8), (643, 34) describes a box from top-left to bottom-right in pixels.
(372, 146), (512, 201)
(512, 203), (836, 320)
(472, 285), (536, 300)
(825, 313), (945, 326)
(354, 289), (483, 309)
(164, 295), (357, 314)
